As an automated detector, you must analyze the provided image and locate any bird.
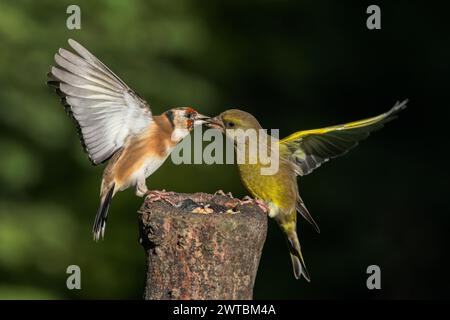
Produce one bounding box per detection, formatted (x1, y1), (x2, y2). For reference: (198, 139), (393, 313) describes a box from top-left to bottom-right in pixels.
(48, 39), (210, 241)
(205, 100), (407, 281)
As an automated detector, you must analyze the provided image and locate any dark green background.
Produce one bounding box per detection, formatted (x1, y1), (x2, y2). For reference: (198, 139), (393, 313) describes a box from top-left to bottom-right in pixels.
(0, 0), (448, 299)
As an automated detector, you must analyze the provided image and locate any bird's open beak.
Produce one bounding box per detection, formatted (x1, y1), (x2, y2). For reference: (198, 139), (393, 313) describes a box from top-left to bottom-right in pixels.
(193, 113), (210, 125)
(204, 116), (224, 131)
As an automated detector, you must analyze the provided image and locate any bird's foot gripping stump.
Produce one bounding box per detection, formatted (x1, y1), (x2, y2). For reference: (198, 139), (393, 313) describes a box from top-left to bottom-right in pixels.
(138, 192), (268, 300)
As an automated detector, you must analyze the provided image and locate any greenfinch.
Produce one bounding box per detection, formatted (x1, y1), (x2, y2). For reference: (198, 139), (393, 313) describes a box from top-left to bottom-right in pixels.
(206, 100), (407, 281)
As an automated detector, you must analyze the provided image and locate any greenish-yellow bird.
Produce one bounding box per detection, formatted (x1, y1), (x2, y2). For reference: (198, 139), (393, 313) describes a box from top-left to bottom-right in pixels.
(206, 100), (407, 281)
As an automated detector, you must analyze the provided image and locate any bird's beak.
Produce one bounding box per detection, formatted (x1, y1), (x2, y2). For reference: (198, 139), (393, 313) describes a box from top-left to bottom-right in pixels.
(193, 113), (210, 126)
(205, 116), (225, 131)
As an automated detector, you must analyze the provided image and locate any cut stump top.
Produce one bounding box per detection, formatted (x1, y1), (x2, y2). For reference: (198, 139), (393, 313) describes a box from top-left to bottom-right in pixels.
(138, 192), (268, 300)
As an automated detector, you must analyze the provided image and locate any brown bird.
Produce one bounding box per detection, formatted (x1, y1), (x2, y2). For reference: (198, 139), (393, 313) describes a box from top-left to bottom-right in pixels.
(48, 39), (209, 241)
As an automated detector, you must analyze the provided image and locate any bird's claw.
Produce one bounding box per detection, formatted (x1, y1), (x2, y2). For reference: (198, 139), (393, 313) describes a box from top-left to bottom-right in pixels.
(214, 190), (233, 198)
(146, 190), (177, 206)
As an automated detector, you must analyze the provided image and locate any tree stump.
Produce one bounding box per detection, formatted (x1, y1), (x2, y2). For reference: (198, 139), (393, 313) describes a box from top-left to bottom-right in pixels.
(138, 192), (268, 300)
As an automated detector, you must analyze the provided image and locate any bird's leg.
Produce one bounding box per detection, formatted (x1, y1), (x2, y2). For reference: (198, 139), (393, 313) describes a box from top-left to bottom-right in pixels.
(214, 190), (234, 198)
(253, 199), (270, 213)
(135, 179), (148, 197)
(146, 189), (177, 206)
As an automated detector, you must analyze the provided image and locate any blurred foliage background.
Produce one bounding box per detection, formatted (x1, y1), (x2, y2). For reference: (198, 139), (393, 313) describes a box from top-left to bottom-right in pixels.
(0, 0), (448, 299)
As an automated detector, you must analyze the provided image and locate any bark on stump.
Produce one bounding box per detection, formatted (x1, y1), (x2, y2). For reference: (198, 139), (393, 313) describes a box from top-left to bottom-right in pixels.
(138, 192), (268, 300)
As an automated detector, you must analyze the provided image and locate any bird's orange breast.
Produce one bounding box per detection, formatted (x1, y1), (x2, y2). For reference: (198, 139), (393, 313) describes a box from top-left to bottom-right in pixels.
(112, 116), (176, 185)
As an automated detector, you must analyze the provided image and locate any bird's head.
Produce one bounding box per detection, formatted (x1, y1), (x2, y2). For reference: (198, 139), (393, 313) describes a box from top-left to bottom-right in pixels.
(166, 107), (210, 130)
(205, 109), (262, 133)
(206, 110), (278, 172)
(165, 107), (210, 142)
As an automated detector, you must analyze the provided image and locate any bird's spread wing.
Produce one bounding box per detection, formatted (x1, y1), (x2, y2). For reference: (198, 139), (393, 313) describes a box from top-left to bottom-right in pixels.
(48, 39), (153, 165)
(279, 100), (407, 176)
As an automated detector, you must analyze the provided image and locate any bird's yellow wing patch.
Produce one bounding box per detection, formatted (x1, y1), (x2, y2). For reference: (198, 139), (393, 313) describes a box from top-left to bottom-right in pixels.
(279, 100), (407, 175)
(281, 100), (407, 143)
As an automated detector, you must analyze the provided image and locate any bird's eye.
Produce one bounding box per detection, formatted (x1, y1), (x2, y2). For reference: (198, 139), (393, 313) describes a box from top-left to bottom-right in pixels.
(225, 121), (235, 128)
(187, 112), (195, 120)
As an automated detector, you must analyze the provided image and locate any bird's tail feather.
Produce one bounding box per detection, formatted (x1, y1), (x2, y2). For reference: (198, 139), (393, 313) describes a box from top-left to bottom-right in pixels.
(93, 183), (115, 241)
(286, 230), (310, 282)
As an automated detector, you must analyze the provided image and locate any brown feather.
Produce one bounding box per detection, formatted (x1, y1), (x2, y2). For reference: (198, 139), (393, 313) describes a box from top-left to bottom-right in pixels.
(104, 114), (175, 188)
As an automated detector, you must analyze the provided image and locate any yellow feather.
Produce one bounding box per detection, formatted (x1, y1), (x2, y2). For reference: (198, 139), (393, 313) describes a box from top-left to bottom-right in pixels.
(280, 100), (407, 144)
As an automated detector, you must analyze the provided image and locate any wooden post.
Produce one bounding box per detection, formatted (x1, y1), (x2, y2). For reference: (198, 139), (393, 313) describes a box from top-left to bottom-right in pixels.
(138, 192), (268, 300)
